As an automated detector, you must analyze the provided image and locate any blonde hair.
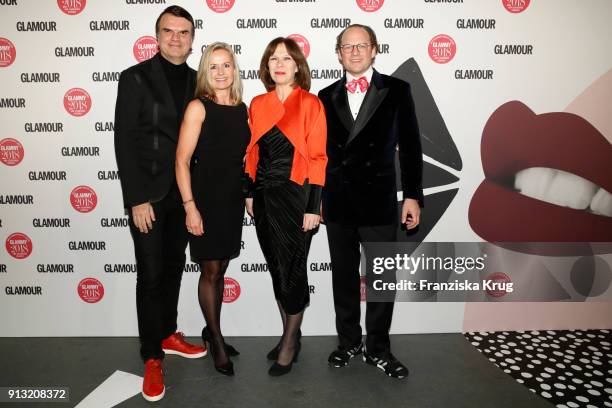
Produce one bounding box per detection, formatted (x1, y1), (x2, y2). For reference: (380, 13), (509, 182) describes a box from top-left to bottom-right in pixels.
(195, 42), (243, 105)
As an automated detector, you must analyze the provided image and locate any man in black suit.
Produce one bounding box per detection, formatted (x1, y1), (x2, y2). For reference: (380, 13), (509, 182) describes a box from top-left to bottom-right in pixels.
(114, 5), (205, 402)
(318, 24), (423, 379)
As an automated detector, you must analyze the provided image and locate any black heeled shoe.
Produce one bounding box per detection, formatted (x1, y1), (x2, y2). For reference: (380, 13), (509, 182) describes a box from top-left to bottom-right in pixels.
(209, 339), (234, 376)
(268, 341), (301, 377)
(202, 326), (240, 356)
(266, 329), (301, 360)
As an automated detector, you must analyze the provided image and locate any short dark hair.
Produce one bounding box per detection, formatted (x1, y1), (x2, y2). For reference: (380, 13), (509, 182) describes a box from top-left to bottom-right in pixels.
(335, 24), (379, 53)
(259, 37), (311, 92)
(155, 5), (195, 37)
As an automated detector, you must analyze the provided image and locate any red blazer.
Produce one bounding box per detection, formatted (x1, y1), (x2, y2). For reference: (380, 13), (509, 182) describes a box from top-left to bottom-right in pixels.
(246, 86), (327, 186)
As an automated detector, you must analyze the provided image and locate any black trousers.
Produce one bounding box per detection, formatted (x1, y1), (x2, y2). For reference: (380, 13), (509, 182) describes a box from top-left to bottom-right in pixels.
(128, 190), (188, 361)
(326, 222), (396, 356)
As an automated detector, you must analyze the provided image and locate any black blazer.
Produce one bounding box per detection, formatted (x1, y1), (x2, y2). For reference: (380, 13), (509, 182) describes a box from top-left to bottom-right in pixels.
(114, 53), (196, 208)
(318, 69), (423, 226)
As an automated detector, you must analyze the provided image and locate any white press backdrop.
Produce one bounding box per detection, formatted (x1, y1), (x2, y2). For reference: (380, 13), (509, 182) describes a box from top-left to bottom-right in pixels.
(1, 0), (611, 336)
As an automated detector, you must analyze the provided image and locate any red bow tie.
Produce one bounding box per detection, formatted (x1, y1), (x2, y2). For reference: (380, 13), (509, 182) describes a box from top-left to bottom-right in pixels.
(346, 76), (369, 93)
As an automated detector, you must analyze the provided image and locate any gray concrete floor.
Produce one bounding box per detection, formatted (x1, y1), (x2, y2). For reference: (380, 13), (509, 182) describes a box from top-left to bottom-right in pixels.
(0, 334), (552, 408)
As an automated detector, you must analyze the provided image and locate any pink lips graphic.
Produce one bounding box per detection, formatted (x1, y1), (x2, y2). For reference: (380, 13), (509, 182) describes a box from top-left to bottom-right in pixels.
(469, 101), (612, 254)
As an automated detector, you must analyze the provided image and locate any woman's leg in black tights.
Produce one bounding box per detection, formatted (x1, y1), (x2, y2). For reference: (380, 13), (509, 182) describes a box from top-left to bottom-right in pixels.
(199, 259), (229, 366)
(277, 300), (287, 329)
(276, 307), (304, 366)
(272, 301), (303, 351)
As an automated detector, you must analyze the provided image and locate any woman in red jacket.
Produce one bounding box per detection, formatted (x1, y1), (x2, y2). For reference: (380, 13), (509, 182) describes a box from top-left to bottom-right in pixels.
(245, 37), (327, 376)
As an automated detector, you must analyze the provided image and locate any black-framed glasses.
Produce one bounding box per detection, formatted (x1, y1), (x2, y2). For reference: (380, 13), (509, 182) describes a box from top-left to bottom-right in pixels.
(338, 43), (371, 54)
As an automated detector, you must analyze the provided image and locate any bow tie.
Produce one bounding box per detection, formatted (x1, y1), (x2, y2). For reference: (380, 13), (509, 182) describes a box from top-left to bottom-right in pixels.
(346, 76), (369, 93)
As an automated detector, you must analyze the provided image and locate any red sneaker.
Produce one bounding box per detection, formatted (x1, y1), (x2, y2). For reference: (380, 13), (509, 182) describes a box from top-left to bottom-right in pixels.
(142, 359), (165, 402)
(162, 332), (207, 359)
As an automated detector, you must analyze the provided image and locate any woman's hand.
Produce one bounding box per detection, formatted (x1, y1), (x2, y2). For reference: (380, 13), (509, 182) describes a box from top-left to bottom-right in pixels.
(303, 213), (320, 232)
(245, 197), (254, 218)
(185, 202), (204, 236)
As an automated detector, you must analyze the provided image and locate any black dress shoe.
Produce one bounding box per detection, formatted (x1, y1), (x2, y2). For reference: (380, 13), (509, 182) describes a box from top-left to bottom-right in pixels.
(363, 351), (409, 379)
(267, 329), (302, 360)
(202, 326), (240, 356)
(328, 343), (363, 368)
(269, 342), (301, 377)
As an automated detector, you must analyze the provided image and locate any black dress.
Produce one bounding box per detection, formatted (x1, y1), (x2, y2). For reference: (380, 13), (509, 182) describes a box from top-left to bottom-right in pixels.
(252, 126), (322, 314)
(189, 98), (250, 262)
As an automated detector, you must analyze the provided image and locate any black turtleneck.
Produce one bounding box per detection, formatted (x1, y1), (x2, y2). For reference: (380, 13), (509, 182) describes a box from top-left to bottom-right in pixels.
(159, 55), (189, 120)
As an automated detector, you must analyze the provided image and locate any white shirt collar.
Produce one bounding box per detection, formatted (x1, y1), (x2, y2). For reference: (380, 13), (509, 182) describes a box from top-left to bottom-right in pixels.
(346, 66), (374, 83)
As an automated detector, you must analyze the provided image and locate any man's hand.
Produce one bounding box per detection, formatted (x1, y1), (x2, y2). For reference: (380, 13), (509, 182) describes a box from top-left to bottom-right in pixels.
(401, 198), (420, 229)
(131, 202), (156, 233)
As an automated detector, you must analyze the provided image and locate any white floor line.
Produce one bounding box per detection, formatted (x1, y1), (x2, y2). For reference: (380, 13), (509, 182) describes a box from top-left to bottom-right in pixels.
(75, 370), (142, 408)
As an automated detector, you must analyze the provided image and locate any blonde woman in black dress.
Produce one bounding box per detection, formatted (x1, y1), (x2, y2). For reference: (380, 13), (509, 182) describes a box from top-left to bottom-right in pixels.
(176, 42), (250, 376)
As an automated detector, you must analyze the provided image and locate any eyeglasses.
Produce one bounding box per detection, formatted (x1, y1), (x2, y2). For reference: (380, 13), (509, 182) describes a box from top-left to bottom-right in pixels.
(338, 43), (372, 54)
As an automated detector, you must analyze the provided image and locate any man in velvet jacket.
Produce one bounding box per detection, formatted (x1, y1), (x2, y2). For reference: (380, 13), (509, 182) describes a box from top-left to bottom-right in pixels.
(113, 5), (205, 402)
(318, 24), (424, 379)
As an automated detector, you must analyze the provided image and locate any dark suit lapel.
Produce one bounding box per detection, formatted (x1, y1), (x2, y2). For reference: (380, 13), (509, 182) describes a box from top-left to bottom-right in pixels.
(331, 77), (354, 133)
(347, 70), (388, 145)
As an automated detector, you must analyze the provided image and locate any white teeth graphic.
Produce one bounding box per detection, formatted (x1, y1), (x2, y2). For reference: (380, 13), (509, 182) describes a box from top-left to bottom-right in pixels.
(590, 188), (612, 217)
(514, 167), (609, 216)
(547, 169), (598, 209)
(514, 167), (556, 201)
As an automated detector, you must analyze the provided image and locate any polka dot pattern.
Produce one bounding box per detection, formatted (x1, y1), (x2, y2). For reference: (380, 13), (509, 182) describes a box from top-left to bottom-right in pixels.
(465, 329), (612, 407)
